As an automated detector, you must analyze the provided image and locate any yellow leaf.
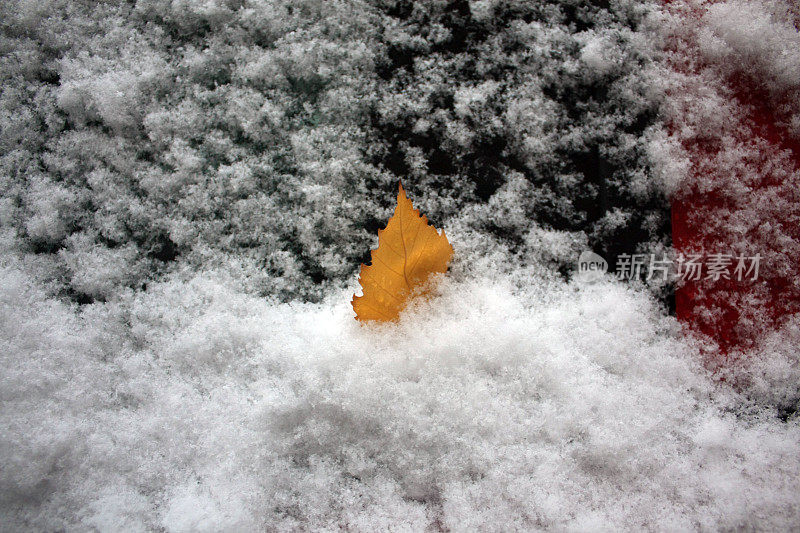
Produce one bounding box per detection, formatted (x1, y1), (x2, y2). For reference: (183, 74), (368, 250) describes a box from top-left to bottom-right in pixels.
(352, 183), (454, 322)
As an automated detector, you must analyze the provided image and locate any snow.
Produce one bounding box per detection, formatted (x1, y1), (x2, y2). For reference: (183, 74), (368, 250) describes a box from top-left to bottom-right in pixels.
(1, 0), (800, 529)
(659, 0), (800, 349)
(1, 247), (799, 530)
(700, 0), (800, 96)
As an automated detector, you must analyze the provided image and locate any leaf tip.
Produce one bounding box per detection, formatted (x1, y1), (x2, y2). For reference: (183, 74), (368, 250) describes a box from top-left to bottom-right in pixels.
(397, 180), (408, 201)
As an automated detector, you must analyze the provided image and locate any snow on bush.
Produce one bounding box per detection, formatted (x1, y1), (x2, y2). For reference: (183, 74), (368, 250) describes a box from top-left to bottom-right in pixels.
(2, 0), (387, 302)
(0, 0), (673, 304)
(1, 250), (799, 530)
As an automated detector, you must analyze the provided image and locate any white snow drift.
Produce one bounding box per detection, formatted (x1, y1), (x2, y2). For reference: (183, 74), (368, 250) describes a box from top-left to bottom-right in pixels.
(1, 249), (798, 531)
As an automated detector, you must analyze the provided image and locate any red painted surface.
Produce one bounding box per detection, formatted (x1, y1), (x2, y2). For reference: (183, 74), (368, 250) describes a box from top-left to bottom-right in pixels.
(664, 0), (800, 357)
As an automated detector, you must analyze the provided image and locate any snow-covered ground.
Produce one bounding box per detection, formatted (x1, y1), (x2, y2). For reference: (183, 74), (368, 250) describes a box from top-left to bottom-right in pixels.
(2, 250), (799, 531)
(1, 0), (799, 530)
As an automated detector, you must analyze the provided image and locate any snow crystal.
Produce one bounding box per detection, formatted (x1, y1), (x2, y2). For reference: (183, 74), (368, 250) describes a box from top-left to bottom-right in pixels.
(1, 254), (798, 530)
(700, 1), (800, 93)
(1, 0), (799, 529)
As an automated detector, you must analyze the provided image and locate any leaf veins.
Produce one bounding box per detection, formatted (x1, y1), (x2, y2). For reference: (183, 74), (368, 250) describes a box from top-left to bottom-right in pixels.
(352, 183), (454, 322)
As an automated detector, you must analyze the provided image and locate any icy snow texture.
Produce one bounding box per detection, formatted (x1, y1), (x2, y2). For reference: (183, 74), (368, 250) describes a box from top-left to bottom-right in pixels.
(1, 250), (799, 531)
(2, 0), (800, 529)
(699, 1), (800, 102)
(659, 0), (800, 348)
(0, 0), (672, 303)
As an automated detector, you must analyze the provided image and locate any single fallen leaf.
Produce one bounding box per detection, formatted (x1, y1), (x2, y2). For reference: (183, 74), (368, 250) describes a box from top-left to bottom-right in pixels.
(352, 183), (454, 322)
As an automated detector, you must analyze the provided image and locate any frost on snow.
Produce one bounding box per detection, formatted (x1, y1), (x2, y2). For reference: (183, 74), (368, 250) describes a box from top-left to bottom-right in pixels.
(1, 0), (799, 530)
